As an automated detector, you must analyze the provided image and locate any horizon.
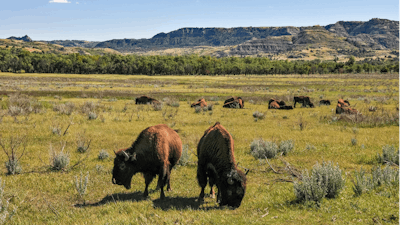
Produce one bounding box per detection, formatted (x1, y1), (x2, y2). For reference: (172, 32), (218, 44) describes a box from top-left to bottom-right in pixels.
(1, 0), (399, 42)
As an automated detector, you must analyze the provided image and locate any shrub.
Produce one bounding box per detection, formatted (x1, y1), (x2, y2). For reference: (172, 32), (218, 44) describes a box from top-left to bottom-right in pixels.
(352, 166), (398, 196)
(178, 145), (191, 166)
(76, 132), (91, 153)
(304, 144), (316, 151)
(88, 112), (97, 120)
(377, 145), (399, 165)
(207, 105), (213, 111)
(194, 106), (201, 114)
(74, 172), (89, 200)
(352, 168), (373, 196)
(279, 140), (294, 155)
(250, 138), (278, 159)
(351, 138), (357, 146)
(294, 162), (345, 203)
(81, 101), (96, 114)
(252, 111), (265, 120)
(0, 135), (26, 175)
(152, 103), (163, 111)
(50, 143), (70, 171)
(98, 149), (109, 160)
(5, 160), (22, 175)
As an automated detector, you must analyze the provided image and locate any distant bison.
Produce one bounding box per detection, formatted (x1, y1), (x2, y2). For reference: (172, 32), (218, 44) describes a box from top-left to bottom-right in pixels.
(294, 96), (314, 108)
(268, 98), (286, 108)
(191, 98), (208, 108)
(336, 104), (359, 115)
(197, 122), (247, 208)
(337, 99), (350, 107)
(223, 96), (244, 109)
(112, 124), (182, 199)
(319, 100), (331, 106)
(269, 99), (293, 110)
(135, 96), (160, 105)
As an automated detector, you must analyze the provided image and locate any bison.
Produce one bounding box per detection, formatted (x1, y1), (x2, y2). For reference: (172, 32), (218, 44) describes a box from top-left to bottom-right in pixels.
(135, 96), (160, 105)
(337, 99), (350, 107)
(223, 97), (244, 109)
(191, 98), (208, 108)
(336, 104), (359, 115)
(319, 99), (331, 106)
(197, 122), (247, 208)
(293, 96), (314, 108)
(112, 124), (182, 199)
(268, 99), (293, 110)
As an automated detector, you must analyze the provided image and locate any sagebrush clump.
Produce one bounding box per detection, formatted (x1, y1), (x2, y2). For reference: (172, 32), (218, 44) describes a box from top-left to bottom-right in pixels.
(178, 145), (191, 166)
(251, 138), (294, 159)
(98, 149), (109, 160)
(377, 145), (399, 165)
(50, 143), (70, 170)
(352, 166), (399, 196)
(294, 161), (345, 203)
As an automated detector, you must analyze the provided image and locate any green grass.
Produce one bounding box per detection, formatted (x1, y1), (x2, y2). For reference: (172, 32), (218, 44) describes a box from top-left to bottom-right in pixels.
(0, 72), (398, 224)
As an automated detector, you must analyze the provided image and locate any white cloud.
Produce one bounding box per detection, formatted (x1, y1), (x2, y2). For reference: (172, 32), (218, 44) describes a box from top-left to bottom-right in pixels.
(49, 0), (71, 3)
(76, 1), (79, 4)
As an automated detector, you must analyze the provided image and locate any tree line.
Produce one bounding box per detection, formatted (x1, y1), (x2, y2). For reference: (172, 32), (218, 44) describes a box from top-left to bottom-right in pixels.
(0, 48), (398, 75)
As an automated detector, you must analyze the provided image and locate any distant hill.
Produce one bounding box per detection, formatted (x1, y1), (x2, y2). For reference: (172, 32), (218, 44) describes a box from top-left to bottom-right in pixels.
(3, 18), (399, 60)
(7, 35), (32, 42)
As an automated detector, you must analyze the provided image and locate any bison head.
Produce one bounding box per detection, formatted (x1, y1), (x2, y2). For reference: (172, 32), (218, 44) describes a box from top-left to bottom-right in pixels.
(112, 150), (137, 189)
(220, 169), (247, 208)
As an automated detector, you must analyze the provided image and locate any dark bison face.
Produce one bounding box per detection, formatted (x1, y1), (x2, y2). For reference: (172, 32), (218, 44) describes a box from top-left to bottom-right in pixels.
(112, 151), (137, 189)
(220, 170), (247, 208)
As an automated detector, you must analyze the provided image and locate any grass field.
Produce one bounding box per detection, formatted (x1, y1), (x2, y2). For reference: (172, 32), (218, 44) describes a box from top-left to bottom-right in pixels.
(0, 72), (398, 224)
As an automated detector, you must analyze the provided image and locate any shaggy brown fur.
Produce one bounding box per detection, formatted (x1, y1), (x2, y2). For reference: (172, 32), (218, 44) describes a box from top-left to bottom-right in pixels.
(135, 95), (160, 105)
(223, 97), (244, 108)
(269, 101), (280, 109)
(191, 98), (208, 108)
(112, 124), (182, 199)
(197, 122), (247, 208)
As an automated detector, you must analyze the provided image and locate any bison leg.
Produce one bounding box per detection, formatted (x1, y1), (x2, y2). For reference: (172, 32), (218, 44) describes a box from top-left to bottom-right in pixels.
(197, 164), (207, 202)
(208, 176), (216, 199)
(157, 164), (169, 199)
(143, 173), (155, 197)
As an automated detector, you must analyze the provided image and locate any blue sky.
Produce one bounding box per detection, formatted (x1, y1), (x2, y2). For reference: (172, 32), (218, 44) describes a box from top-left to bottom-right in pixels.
(1, 0), (398, 41)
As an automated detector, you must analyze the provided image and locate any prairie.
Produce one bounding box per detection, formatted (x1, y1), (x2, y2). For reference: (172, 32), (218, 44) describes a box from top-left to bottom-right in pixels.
(0, 72), (398, 224)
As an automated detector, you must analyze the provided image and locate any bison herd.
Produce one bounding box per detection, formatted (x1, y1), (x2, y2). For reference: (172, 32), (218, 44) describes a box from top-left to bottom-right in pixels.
(112, 122), (247, 208)
(113, 95), (360, 208)
(135, 95), (359, 115)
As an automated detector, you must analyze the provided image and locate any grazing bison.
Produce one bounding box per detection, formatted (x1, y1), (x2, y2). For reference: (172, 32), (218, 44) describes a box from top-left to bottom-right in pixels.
(197, 122), (247, 208)
(293, 96), (314, 108)
(337, 99), (350, 107)
(319, 100), (331, 106)
(191, 98), (208, 108)
(135, 96), (160, 105)
(223, 97), (244, 109)
(112, 124), (182, 199)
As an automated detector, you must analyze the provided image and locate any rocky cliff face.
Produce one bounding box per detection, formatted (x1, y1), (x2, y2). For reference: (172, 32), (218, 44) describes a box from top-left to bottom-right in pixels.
(7, 18), (398, 56)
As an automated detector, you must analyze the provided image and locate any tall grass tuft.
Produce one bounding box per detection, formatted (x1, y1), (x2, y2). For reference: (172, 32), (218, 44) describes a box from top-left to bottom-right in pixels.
(294, 162), (345, 203)
(352, 167), (373, 196)
(352, 166), (398, 196)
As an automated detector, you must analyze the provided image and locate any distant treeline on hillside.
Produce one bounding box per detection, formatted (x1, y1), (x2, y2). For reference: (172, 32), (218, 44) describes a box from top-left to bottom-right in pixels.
(0, 48), (398, 75)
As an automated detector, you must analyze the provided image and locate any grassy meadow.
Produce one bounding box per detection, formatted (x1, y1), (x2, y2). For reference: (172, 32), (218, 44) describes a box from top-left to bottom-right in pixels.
(0, 72), (398, 224)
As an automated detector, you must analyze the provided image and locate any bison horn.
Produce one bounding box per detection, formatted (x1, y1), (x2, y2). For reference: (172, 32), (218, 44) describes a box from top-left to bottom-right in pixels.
(114, 150), (117, 155)
(122, 151), (129, 161)
(227, 178), (234, 185)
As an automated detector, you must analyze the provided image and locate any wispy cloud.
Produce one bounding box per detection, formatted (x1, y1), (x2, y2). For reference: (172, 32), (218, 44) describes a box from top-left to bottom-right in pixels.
(49, 0), (71, 3)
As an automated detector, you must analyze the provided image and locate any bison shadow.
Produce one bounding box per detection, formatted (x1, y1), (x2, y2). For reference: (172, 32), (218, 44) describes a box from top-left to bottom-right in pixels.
(152, 196), (220, 211)
(74, 191), (152, 208)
